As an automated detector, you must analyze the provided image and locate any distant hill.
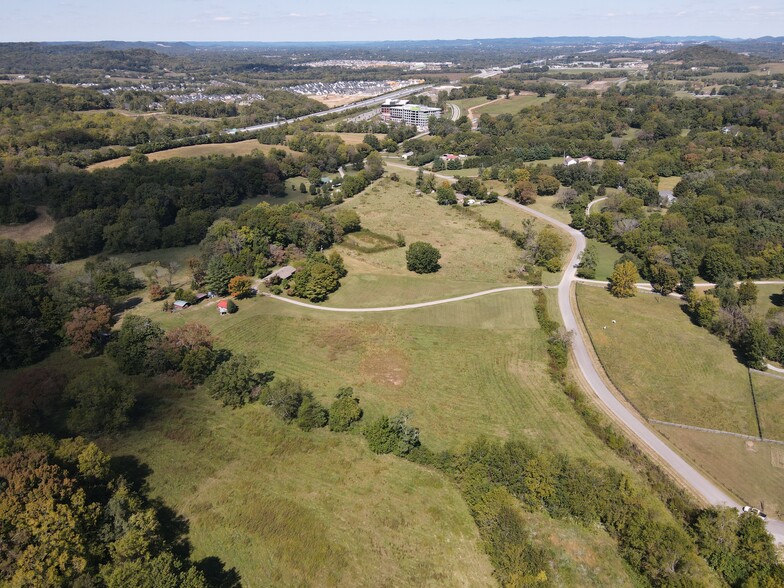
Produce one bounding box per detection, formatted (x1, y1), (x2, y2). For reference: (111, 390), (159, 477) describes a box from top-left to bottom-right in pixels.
(657, 44), (758, 69)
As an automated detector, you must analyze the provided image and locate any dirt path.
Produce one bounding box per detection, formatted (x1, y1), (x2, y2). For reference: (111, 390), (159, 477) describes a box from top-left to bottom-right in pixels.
(262, 285), (541, 313)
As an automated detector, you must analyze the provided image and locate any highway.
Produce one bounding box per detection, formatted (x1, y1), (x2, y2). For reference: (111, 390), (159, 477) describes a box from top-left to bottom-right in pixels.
(225, 83), (432, 135)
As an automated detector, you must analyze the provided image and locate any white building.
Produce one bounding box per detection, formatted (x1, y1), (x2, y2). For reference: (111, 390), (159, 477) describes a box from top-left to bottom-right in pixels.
(388, 104), (442, 130)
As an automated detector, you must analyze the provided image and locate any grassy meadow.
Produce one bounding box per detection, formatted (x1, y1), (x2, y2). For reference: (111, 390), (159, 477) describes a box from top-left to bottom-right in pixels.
(329, 177), (530, 301)
(655, 424), (784, 519)
(576, 284), (759, 436)
(473, 94), (552, 117)
(87, 140), (296, 171)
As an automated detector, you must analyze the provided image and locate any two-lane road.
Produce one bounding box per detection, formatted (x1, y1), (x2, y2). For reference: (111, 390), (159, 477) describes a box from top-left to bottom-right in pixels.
(498, 195), (784, 543)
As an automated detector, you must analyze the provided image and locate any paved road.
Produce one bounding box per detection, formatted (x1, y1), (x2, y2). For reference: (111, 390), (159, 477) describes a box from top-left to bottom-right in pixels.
(262, 285), (540, 313)
(226, 84), (432, 134)
(448, 102), (461, 121)
(498, 195), (784, 544)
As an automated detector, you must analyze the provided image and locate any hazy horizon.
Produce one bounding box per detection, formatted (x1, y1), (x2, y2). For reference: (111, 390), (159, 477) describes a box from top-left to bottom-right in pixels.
(4, 0), (784, 44)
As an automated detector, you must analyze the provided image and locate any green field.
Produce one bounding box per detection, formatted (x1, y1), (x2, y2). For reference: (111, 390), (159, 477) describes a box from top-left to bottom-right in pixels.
(752, 284), (784, 317)
(655, 424), (784, 519)
(473, 94), (552, 116)
(103, 392), (497, 587)
(752, 371), (784, 442)
(106, 282), (645, 585)
(447, 97), (492, 112)
(588, 239), (622, 281)
(576, 284), (759, 436)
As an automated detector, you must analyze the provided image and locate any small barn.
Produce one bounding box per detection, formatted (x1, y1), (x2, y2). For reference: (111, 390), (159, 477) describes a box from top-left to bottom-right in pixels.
(217, 300), (230, 315)
(173, 300), (190, 310)
(262, 265), (297, 285)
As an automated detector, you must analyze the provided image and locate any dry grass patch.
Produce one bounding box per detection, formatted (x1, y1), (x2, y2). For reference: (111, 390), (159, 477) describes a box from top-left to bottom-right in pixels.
(0, 207), (55, 242)
(654, 425), (784, 518)
(88, 141), (295, 171)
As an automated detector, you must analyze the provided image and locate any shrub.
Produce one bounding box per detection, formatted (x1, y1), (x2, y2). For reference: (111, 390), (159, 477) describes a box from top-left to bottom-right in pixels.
(363, 412), (420, 456)
(296, 394), (328, 431)
(328, 387), (363, 432)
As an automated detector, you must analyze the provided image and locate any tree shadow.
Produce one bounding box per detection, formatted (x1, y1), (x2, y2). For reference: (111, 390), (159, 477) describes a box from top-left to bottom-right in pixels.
(195, 556), (243, 588)
(109, 454), (152, 493)
(114, 296), (143, 315)
(770, 292), (784, 308)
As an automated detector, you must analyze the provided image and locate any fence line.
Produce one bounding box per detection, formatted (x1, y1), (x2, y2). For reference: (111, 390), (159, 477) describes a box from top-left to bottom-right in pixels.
(649, 419), (784, 447)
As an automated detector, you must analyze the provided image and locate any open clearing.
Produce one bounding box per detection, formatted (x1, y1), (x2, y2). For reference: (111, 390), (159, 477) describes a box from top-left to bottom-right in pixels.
(111, 283), (638, 585)
(587, 239), (622, 281)
(658, 176), (682, 191)
(473, 94), (552, 116)
(312, 132), (384, 145)
(576, 284), (759, 436)
(0, 206), (55, 242)
(103, 391), (496, 587)
(655, 425), (784, 519)
(329, 177), (529, 302)
(87, 141), (295, 171)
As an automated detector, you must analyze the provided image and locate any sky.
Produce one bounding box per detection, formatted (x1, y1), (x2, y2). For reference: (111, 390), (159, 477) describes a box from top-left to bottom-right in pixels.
(3, 0), (784, 43)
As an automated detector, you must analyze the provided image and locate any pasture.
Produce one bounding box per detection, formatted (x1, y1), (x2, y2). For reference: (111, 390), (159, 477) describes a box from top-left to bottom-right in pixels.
(473, 94), (552, 116)
(654, 424), (784, 519)
(87, 141), (295, 171)
(576, 284), (759, 436)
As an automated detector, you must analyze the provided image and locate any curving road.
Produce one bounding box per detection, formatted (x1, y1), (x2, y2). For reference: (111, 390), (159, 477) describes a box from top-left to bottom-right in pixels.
(262, 168), (784, 542)
(498, 195), (784, 544)
(262, 285), (540, 313)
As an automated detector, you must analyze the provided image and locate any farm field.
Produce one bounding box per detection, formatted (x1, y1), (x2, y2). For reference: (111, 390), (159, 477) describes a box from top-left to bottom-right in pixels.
(312, 132), (384, 145)
(87, 140), (296, 171)
(654, 424), (784, 519)
(102, 391), (497, 588)
(473, 94), (551, 116)
(576, 284), (759, 436)
(100, 283), (642, 585)
(0, 206), (55, 242)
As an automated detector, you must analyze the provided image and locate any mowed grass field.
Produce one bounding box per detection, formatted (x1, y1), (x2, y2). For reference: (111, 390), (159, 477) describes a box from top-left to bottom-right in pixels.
(751, 371), (784, 442)
(576, 284), (759, 436)
(473, 94), (552, 117)
(587, 239), (622, 281)
(87, 141), (296, 171)
(654, 424), (784, 518)
(312, 132), (384, 145)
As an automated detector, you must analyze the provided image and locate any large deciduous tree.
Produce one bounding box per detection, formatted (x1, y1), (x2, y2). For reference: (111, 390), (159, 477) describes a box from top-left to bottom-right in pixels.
(406, 242), (441, 274)
(64, 304), (112, 356)
(609, 261), (640, 298)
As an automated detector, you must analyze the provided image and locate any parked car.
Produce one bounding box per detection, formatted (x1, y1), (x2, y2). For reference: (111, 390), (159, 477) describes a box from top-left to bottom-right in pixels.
(742, 506), (767, 519)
